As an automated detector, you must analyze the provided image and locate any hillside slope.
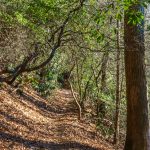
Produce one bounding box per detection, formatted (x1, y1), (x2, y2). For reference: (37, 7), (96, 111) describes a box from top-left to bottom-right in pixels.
(0, 84), (114, 150)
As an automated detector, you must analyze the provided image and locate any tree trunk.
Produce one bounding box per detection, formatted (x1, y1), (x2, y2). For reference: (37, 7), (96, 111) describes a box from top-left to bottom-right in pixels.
(100, 52), (109, 93)
(97, 52), (109, 122)
(124, 3), (150, 150)
(69, 81), (82, 120)
(114, 20), (121, 146)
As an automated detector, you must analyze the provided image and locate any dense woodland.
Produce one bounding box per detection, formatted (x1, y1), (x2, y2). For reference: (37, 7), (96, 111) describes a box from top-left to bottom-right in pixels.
(0, 0), (150, 150)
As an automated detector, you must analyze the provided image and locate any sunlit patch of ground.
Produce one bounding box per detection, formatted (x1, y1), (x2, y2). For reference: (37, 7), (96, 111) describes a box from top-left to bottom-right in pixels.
(0, 84), (114, 150)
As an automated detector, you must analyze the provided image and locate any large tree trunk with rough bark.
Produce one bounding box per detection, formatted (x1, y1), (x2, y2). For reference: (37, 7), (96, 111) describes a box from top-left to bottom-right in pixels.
(124, 3), (150, 150)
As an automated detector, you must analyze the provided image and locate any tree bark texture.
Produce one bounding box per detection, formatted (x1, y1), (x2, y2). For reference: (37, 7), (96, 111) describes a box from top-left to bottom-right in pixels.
(124, 3), (150, 150)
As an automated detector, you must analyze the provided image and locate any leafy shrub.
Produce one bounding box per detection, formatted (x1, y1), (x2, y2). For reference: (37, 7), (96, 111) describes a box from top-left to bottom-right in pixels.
(27, 68), (58, 97)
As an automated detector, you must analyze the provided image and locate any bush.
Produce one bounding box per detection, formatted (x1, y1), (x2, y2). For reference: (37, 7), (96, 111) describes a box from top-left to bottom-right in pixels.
(27, 68), (58, 97)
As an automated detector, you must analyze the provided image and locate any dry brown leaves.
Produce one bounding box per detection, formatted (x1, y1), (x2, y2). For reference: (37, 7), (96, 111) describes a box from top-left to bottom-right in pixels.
(0, 84), (114, 150)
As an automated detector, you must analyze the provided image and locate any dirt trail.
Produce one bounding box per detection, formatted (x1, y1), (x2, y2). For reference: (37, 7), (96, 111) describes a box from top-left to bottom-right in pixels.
(0, 85), (114, 150)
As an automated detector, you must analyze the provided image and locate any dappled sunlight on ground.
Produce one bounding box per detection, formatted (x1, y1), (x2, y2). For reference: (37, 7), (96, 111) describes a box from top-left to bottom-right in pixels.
(0, 85), (114, 150)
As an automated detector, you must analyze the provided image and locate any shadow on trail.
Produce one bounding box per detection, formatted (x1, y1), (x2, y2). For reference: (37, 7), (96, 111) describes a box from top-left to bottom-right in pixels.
(18, 91), (77, 115)
(0, 131), (100, 150)
(0, 110), (31, 129)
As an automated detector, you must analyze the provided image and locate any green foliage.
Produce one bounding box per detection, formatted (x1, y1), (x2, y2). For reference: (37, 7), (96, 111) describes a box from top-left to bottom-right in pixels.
(1, 0), (148, 143)
(147, 24), (150, 31)
(97, 122), (114, 138)
(27, 68), (58, 97)
(126, 10), (144, 25)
